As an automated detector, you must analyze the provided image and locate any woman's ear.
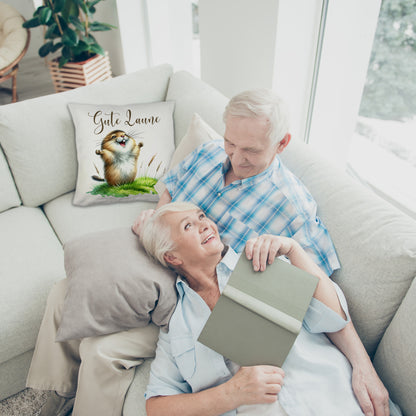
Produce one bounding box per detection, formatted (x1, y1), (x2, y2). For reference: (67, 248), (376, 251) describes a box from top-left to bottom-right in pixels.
(164, 252), (183, 266)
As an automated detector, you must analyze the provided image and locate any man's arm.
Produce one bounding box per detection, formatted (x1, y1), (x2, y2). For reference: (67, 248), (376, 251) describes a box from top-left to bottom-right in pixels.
(132, 189), (172, 236)
(327, 323), (390, 416)
(245, 235), (390, 416)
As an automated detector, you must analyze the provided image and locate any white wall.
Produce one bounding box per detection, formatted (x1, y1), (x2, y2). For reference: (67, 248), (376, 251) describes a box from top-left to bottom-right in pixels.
(198, 0), (323, 144)
(199, 0), (280, 98)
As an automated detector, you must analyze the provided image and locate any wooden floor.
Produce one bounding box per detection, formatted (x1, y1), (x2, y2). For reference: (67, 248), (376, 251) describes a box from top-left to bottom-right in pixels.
(0, 56), (56, 105)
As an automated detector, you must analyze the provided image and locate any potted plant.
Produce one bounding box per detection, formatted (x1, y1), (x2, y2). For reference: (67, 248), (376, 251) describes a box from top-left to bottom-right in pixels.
(23, 0), (116, 92)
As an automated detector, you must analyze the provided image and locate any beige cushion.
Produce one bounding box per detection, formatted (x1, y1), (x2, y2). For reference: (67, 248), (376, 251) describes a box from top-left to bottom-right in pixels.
(0, 144), (20, 212)
(43, 191), (155, 244)
(0, 64), (173, 207)
(56, 228), (177, 341)
(155, 113), (222, 195)
(165, 70), (228, 146)
(373, 278), (416, 416)
(0, 206), (64, 364)
(280, 141), (416, 357)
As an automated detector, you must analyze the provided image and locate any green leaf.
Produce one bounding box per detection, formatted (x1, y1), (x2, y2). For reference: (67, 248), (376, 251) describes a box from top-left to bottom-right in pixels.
(89, 43), (105, 56)
(51, 42), (63, 53)
(62, 28), (79, 46)
(58, 55), (69, 68)
(74, 0), (88, 14)
(39, 7), (53, 24)
(68, 16), (85, 32)
(22, 17), (41, 28)
(53, 0), (65, 13)
(44, 23), (59, 39)
(61, 45), (72, 58)
(89, 22), (114, 31)
(62, 0), (79, 21)
(38, 41), (53, 57)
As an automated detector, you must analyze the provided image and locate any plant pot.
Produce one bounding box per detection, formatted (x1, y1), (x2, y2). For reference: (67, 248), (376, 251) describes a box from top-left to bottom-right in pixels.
(47, 52), (112, 93)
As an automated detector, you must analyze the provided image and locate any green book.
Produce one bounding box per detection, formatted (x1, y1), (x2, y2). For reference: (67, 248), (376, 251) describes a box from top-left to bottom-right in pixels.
(198, 255), (319, 367)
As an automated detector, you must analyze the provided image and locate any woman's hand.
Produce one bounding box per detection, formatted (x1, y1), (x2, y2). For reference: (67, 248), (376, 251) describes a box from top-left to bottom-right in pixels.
(131, 209), (156, 236)
(245, 235), (297, 271)
(225, 365), (284, 407)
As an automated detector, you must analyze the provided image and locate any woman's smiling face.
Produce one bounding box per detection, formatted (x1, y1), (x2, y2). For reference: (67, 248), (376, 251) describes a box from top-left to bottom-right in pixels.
(162, 209), (224, 267)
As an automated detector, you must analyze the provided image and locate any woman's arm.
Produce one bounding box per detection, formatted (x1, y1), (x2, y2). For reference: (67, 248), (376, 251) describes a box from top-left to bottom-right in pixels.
(147, 365), (284, 416)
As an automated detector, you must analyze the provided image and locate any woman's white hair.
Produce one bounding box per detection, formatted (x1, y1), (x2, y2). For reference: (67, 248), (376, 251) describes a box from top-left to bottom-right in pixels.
(223, 89), (290, 145)
(140, 201), (200, 267)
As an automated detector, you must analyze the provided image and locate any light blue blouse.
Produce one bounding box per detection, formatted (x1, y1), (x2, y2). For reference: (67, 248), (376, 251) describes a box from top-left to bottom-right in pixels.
(145, 248), (398, 415)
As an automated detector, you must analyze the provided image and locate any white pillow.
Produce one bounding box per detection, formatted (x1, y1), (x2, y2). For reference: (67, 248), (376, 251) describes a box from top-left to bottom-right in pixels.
(155, 113), (223, 195)
(69, 101), (175, 206)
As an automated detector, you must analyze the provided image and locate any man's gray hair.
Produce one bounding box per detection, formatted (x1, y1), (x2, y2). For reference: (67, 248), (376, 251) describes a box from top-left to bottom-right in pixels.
(223, 89), (290, 145)
(140, 201), (200, 267)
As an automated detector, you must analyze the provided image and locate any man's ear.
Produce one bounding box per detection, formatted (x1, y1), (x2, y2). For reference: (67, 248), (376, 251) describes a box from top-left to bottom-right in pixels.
(164, 252), (183, 266)
(276, 133), (291, 154)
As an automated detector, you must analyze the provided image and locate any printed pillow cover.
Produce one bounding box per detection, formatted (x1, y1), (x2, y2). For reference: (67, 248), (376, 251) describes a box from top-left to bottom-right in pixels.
(69, 101), (175, 206)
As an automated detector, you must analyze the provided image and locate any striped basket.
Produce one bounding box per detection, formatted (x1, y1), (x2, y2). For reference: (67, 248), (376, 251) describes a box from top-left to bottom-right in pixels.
(47, 52), (112, 93)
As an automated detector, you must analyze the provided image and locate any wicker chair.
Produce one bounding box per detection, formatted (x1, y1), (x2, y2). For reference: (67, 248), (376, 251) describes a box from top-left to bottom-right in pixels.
(0, 2), (30, 103)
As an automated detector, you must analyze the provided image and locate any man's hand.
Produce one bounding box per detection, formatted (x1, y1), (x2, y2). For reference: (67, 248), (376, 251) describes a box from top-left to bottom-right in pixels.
(245, 235), (296, 272)
(131, 209), (155, 236)
(225, 365), (284, 408)
(352, 364), (390, 416)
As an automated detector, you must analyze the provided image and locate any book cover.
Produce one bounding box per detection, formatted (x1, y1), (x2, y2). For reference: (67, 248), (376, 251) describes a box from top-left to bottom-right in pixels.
(198, 255), (319, 367)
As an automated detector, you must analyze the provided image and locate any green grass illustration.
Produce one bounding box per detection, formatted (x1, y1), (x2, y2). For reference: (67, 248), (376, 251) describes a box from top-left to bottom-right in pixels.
(89, 176), (158, 198)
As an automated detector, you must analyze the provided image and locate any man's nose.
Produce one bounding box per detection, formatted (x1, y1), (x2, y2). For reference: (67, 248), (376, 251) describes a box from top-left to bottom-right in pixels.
(232, 148), (245, 164)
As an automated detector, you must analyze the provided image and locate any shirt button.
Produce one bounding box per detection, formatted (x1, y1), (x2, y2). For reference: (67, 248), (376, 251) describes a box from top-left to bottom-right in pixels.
(217, 192), (222, 197)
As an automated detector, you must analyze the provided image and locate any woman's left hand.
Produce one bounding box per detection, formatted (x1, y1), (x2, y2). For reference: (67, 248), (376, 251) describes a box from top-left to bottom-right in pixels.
(245, 235), (296, 272)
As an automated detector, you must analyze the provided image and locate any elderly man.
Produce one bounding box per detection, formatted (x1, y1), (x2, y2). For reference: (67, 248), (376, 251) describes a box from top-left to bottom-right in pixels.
(133, 89), (389, 415)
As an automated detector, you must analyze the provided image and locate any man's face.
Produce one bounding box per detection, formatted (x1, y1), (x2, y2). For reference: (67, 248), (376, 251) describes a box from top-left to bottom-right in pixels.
(224, 116), (279, 179)
(163, 209), (224, 267)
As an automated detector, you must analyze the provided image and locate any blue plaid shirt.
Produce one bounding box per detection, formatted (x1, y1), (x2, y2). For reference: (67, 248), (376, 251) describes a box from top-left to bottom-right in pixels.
(163, 140), (340, 276)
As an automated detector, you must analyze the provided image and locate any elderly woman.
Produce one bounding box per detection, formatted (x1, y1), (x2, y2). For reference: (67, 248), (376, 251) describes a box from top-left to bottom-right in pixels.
(140, 202), (400, 416)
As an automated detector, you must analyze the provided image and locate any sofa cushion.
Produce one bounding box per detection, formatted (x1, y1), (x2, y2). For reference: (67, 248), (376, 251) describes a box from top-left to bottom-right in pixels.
(43, 191), (156, 244)
(280, 141), (416, 356)
(166, 71), (228, 146)
(68, 101), (175, 206)
(56, 227), (177, 341)
(0, 206), (65, 364)
(0, 64), (173, 207)
(0, 144), (20, 213)
(373, 277), (416, 416)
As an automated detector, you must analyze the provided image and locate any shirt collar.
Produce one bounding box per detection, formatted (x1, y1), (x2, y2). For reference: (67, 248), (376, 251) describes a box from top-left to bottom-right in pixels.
(221, 156), (279, 186)
(175, 246), (240, 295)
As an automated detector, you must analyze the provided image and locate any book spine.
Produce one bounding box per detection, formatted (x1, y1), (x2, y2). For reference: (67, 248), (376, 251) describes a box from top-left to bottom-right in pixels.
(222, 285), (302, 334)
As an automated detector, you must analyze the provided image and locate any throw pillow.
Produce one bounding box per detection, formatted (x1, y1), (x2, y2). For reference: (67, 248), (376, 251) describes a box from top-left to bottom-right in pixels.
(56, 227), (178, 342)
(155, 113), (222, 194)
(68, 101), (175, 206)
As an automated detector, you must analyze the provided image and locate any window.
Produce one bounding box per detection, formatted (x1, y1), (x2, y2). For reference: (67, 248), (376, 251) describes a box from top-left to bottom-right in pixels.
(347, 0), (416, 218)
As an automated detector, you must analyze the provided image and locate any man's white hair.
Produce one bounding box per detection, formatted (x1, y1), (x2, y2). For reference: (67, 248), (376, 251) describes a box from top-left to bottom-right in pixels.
(140, 201), (200, 267)
(223, 89), (290, 145)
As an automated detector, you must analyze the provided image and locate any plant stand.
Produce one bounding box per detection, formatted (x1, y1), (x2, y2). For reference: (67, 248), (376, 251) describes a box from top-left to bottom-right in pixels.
(47, 52), (112, 93)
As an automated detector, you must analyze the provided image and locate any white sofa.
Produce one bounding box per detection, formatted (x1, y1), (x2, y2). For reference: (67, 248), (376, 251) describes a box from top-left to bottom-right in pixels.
(0, 64), (415, 416)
